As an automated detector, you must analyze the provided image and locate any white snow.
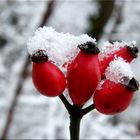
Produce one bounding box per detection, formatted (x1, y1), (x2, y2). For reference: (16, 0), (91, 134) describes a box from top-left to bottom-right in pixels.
(1, 0), (140, 139)
(27, 26), (96, 70)
(105, 57), (134, 85)
(99, 41), (136, 61)
(97, 80), (105, 90)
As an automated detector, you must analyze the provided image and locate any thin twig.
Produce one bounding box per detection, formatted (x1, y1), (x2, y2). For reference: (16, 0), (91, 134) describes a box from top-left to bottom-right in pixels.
(59, 94), (72, 113)
(40, 0), (55, 27)
(81, 104), (95, 116)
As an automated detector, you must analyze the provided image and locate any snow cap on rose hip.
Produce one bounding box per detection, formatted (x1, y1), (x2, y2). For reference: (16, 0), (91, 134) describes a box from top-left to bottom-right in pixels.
(27, 26), (99, 98)
(99, 41), (138, 61)
(94, 57), (139, 115)
(105, 57), (139, 90)
(27, 26), (96, 72)
(98, 41), (138, 78)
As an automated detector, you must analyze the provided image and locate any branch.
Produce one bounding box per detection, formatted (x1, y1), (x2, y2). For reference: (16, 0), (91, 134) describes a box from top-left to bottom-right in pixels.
(81, 104), (95, 116)
(40, 0), (55, 27)
(59, 94), (72, 113)
(99, 0), (124, 42)
(87, 0), (115, 40)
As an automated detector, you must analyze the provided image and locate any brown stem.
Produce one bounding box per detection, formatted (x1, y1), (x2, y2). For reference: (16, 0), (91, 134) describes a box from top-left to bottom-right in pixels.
(87, 0), (115, 40)
(40, 0), (55, 27)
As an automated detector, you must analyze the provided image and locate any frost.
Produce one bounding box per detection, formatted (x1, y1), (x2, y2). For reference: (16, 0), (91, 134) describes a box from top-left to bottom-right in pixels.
(105, 57), (134, 85)
(97, 80), (105, 90)
(99, 41), (136, 61)
(27, 26), (96, 70)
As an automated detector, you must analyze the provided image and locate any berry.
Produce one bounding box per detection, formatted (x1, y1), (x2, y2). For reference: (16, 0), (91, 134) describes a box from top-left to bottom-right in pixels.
(32, 50), (66, 97)
(94, 78), (139, 115)
(67, 42), (101, 106)
(100, 45), (139, 78)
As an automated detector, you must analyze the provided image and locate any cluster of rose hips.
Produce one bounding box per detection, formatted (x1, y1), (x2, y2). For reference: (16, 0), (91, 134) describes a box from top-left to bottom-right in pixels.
(31, 41), (139, 115)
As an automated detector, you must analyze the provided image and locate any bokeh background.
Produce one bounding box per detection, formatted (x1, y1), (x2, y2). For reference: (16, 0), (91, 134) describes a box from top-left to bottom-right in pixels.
(0, 0), (140, 139)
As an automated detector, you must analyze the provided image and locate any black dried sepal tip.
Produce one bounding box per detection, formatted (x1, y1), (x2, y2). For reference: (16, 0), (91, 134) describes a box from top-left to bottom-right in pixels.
(127, 46), (139, 58)
(31, 50), (48, 62)
(78, 41), (100, 54)
(126, 77), (139, 92)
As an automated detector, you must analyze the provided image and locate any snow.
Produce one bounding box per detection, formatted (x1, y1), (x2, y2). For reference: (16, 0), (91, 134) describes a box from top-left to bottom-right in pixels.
(1, 0), (140, 139)
(99, 41), (136, 61)
(27, 26), (96, 70)
(105, 57), (134, 85)
(97, 80), (105, 90)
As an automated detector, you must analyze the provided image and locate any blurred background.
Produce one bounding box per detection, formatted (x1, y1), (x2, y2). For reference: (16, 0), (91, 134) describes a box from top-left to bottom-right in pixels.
(0, 0), (140, 139)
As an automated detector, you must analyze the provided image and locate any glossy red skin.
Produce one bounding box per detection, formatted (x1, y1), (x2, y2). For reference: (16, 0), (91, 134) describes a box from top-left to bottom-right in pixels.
(32, 61), (66, 97)
(94, 80), (133, 115)
(67, 51), (101, 106)
(100, 47), (134, 77)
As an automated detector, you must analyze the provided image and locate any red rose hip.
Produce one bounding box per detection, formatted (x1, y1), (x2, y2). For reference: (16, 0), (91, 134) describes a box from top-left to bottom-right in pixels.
(32, 50), (66, 97)
(99, 43), (138, 77)
(94, 78), (139, 115)
(67, 42), (101, 106)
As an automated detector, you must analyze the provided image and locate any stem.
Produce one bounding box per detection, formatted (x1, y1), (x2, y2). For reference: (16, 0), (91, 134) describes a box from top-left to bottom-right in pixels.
(81, 104), (95, 116)
(59, 95), (95, 139)
(70, 114), (81, 140)
(59, 94), (72, 113)
(69, 105), (82, 140)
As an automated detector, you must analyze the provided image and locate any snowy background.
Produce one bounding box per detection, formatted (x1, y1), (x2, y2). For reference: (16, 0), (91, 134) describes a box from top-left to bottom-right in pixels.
(0, 0), (140, 139)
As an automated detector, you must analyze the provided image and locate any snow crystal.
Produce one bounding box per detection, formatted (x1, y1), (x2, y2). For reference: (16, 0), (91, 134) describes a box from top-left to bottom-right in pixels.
(27, 26), (96, 70)
(97, 80), (105, 90)
(105, 57), (134, 85)
(99, 41), (136, 61)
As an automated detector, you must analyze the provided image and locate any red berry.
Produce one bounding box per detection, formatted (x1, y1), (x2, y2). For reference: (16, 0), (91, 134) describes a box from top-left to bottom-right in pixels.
(94, 78), (139, 115)
(100, 46), (138, 78)
(32, 50), (66, 97)
(67, 42), (101, 106)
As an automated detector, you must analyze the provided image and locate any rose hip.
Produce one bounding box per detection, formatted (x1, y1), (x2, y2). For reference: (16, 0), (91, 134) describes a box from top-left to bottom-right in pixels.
(32, 50), (66, 97)
(67, 42), (101, 106)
